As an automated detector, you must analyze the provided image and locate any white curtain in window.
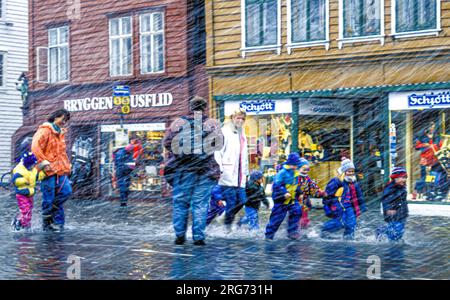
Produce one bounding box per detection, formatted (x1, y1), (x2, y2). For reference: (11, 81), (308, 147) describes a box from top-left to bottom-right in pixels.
(344, 0), (380, 38)
(396, 0), (436, 33)
(246, 0), (278, 47)
(246, 2), (261, 47)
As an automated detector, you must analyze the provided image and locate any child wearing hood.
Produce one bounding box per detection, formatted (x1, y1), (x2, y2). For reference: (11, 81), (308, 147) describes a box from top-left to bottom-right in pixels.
(296, 158), (326, 229)
(321, 158), (367, 239)
(11, 152), (47, 231)
(376, 167), (409, 242)
(265, 153), (303, 240)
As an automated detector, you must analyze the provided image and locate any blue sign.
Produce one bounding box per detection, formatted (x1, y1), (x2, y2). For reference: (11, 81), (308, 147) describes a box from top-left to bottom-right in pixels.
(113, 85), (130, 97)
(239, 100), (275, 114)
(408, 91), (450, 108)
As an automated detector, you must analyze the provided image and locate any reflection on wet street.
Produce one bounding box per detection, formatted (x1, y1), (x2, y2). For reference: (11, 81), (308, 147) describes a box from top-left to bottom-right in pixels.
(0, 191), (448, 280)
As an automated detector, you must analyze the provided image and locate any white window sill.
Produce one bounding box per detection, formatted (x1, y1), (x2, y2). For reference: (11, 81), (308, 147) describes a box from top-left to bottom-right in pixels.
(391, 29), (441, 39)
(110, 74), (133, 78)
(141, 70), (165, 75)
(337, 35), (385, 49)
(287, 41), (330, 54)
(240, 45), (282, 58)
(47, 80), (70, 85)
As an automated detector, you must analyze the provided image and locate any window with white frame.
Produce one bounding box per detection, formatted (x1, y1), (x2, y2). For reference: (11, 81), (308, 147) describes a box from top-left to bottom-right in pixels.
(110, 16), (133, 76)
(0, 53), (5, 87)
(49, 26), (69, 83)
(290, 0), (327, 43)
(140, 12), (164, 74)
(394, 0), (439, 34)
(342, 0), (382, 38)
(0, 0), (4, 20)
(244, 0), (279, 48)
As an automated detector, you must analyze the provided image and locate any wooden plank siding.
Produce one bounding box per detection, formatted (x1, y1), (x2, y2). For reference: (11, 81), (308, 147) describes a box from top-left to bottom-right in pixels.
(29, 0), (190, 92)
(207, 0), (450, 69)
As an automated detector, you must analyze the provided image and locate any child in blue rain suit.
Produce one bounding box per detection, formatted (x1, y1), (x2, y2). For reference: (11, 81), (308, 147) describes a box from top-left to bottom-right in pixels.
(238, 170), (270, 230)
(265, 153), (303, 240)
(206, 185), (226, 225)
(321, 158), (367, 240)
(113, 144), (135, 207)
(376, 167), (409, 242)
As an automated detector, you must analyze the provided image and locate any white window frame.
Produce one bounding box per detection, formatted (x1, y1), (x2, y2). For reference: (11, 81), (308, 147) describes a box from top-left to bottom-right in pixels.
(240, 0), (282, 58)
(338, 0), (385, 49)
(287, 0), (330, 53)
(391, 0), (441, 39)
(48, 26), (70, 84)
(0, 51), (6, 89)
(109, 16), (133, 77)
(139, 12), (165, 74)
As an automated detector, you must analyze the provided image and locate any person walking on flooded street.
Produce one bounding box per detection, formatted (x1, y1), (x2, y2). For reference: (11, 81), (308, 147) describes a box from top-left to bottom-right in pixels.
(32, 109), (72, 232)
(163, 96), (223, 246)
(113, 143), (135, 207)
(214, 108), (249, 232)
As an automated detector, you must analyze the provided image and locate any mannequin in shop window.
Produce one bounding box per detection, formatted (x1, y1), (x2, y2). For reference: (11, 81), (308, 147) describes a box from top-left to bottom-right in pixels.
(298, 129), (313, 156)
(415, 121), (448, 201)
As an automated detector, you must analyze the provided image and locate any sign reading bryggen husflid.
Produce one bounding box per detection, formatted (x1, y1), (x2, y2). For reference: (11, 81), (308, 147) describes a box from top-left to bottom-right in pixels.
(64, 93), (174, 112)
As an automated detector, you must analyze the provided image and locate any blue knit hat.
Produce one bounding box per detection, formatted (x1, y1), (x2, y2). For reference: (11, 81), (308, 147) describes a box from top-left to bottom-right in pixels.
(286, 152), (301, 166)
(298, 158), (310, 168)
(22, 152), (37, 169)
(250, 170), (263, 181)
(390, 167), (407, 179)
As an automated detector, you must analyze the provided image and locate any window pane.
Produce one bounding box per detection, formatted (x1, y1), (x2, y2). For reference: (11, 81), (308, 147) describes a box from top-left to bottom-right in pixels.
(246, 2), (261, 47)
(396, 0), (436, 33)
(122, 17), (131, 35)
(60, 47), (69, 81)
(262, 1), (278, 45)
(292, 0), (326, 43)
(110, 18), (119, 36)
(291, 0), (308, 42)
(49, 29), (58, 46)
(59, 26), (69, 44)
(141, 14), (151, 33)
(344, 0), (380, 38)
(141, 35), (151, 73)
(122, 37), (132, 74)
(49, 47), (58, 82)
(417, 0), (436, 31)
(111, 39), (120, 75)
(310, 0), (326, 40)
(153, 34), (164, 72)
(153, 13), (163, 32)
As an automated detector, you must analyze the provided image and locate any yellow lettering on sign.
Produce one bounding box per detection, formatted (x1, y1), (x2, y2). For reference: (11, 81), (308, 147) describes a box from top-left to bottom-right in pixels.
(114, 96), (122, 106)
(121, 96), (130, 105)
(122, 106), (130, 114)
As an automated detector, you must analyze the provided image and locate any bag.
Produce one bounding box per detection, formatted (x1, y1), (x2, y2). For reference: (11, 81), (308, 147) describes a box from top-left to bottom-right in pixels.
(323, 186), (344, 218)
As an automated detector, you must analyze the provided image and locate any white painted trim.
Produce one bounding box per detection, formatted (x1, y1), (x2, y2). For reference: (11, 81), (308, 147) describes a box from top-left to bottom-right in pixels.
(139, 11), (165, 74)
(48, 26), (70, 84)
(338, 0), (385, 49)
(240, 0), (282, 58)
(391, 0), (441, 37)
(0, 0), (6, 21)
(286, 0), (330, 54)
(408, 203), (450, 217)
(36, 46), (48, 83)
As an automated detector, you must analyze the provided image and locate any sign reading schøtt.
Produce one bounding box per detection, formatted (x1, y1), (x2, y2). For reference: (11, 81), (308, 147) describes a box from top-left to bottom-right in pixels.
(389, 90), (450, 110)
(63, 93), (173, 112)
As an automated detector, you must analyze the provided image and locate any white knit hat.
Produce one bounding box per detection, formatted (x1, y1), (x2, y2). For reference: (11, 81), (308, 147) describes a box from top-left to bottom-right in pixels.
(339, 158), (355, 174)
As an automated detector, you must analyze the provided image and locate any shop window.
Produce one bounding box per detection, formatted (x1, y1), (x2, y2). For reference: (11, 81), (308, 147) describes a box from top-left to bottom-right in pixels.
(48, 26), (69, 83)
(101, 125), (165, 196)
(0, 52), (4, 87)
(393, 0), (439, 35)
(390, 108), (450, 203)
(342, 0), (382, 38)
(140, 12), (164, 74)
(243, 0), (280, 50)
(109, 16), (133, 77)
(290, 0), (327, 44)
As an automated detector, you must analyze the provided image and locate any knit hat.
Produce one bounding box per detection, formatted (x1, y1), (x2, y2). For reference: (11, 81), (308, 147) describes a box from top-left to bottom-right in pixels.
(21, 152), (37, 169)
(286, 152), (301, 166)
(390, 167), (408, 179)
(298, 158), (310, 168)
(250, 170), (263, 181)
(125, 144), (135, 152)
(339, 157), (355, 174)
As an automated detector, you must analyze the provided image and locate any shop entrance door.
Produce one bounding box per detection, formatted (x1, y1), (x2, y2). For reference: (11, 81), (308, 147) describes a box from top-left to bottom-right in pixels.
(353, 98), (386, 200)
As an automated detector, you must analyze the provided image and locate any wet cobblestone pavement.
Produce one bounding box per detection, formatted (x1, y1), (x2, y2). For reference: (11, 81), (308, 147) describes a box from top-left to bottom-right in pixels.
(0, 191), (448, 280)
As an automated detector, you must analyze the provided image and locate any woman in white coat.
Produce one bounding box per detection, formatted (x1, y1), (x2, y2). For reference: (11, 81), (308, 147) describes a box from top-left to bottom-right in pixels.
(215, 108), (249, 230)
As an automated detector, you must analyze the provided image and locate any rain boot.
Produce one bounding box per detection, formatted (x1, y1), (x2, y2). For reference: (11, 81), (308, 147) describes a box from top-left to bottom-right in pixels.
(43, 217), (56, 232)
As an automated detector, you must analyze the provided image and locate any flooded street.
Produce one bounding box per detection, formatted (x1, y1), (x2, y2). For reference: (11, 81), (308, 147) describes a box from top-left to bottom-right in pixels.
(0, 191), (448, 280)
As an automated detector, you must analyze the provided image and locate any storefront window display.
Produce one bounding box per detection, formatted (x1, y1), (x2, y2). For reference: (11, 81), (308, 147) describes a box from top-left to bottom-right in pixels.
(389, 90), (450, 202)
(100, 123), (165, 197)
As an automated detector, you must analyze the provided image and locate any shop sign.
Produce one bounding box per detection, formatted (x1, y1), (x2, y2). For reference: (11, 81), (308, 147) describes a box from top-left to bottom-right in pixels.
(299, 99), (353, 116)
(64, 93), (173, 112)
(389, 90), (450, 110)
(101, 123), (166, 133)
(224, 99), (292, 116)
